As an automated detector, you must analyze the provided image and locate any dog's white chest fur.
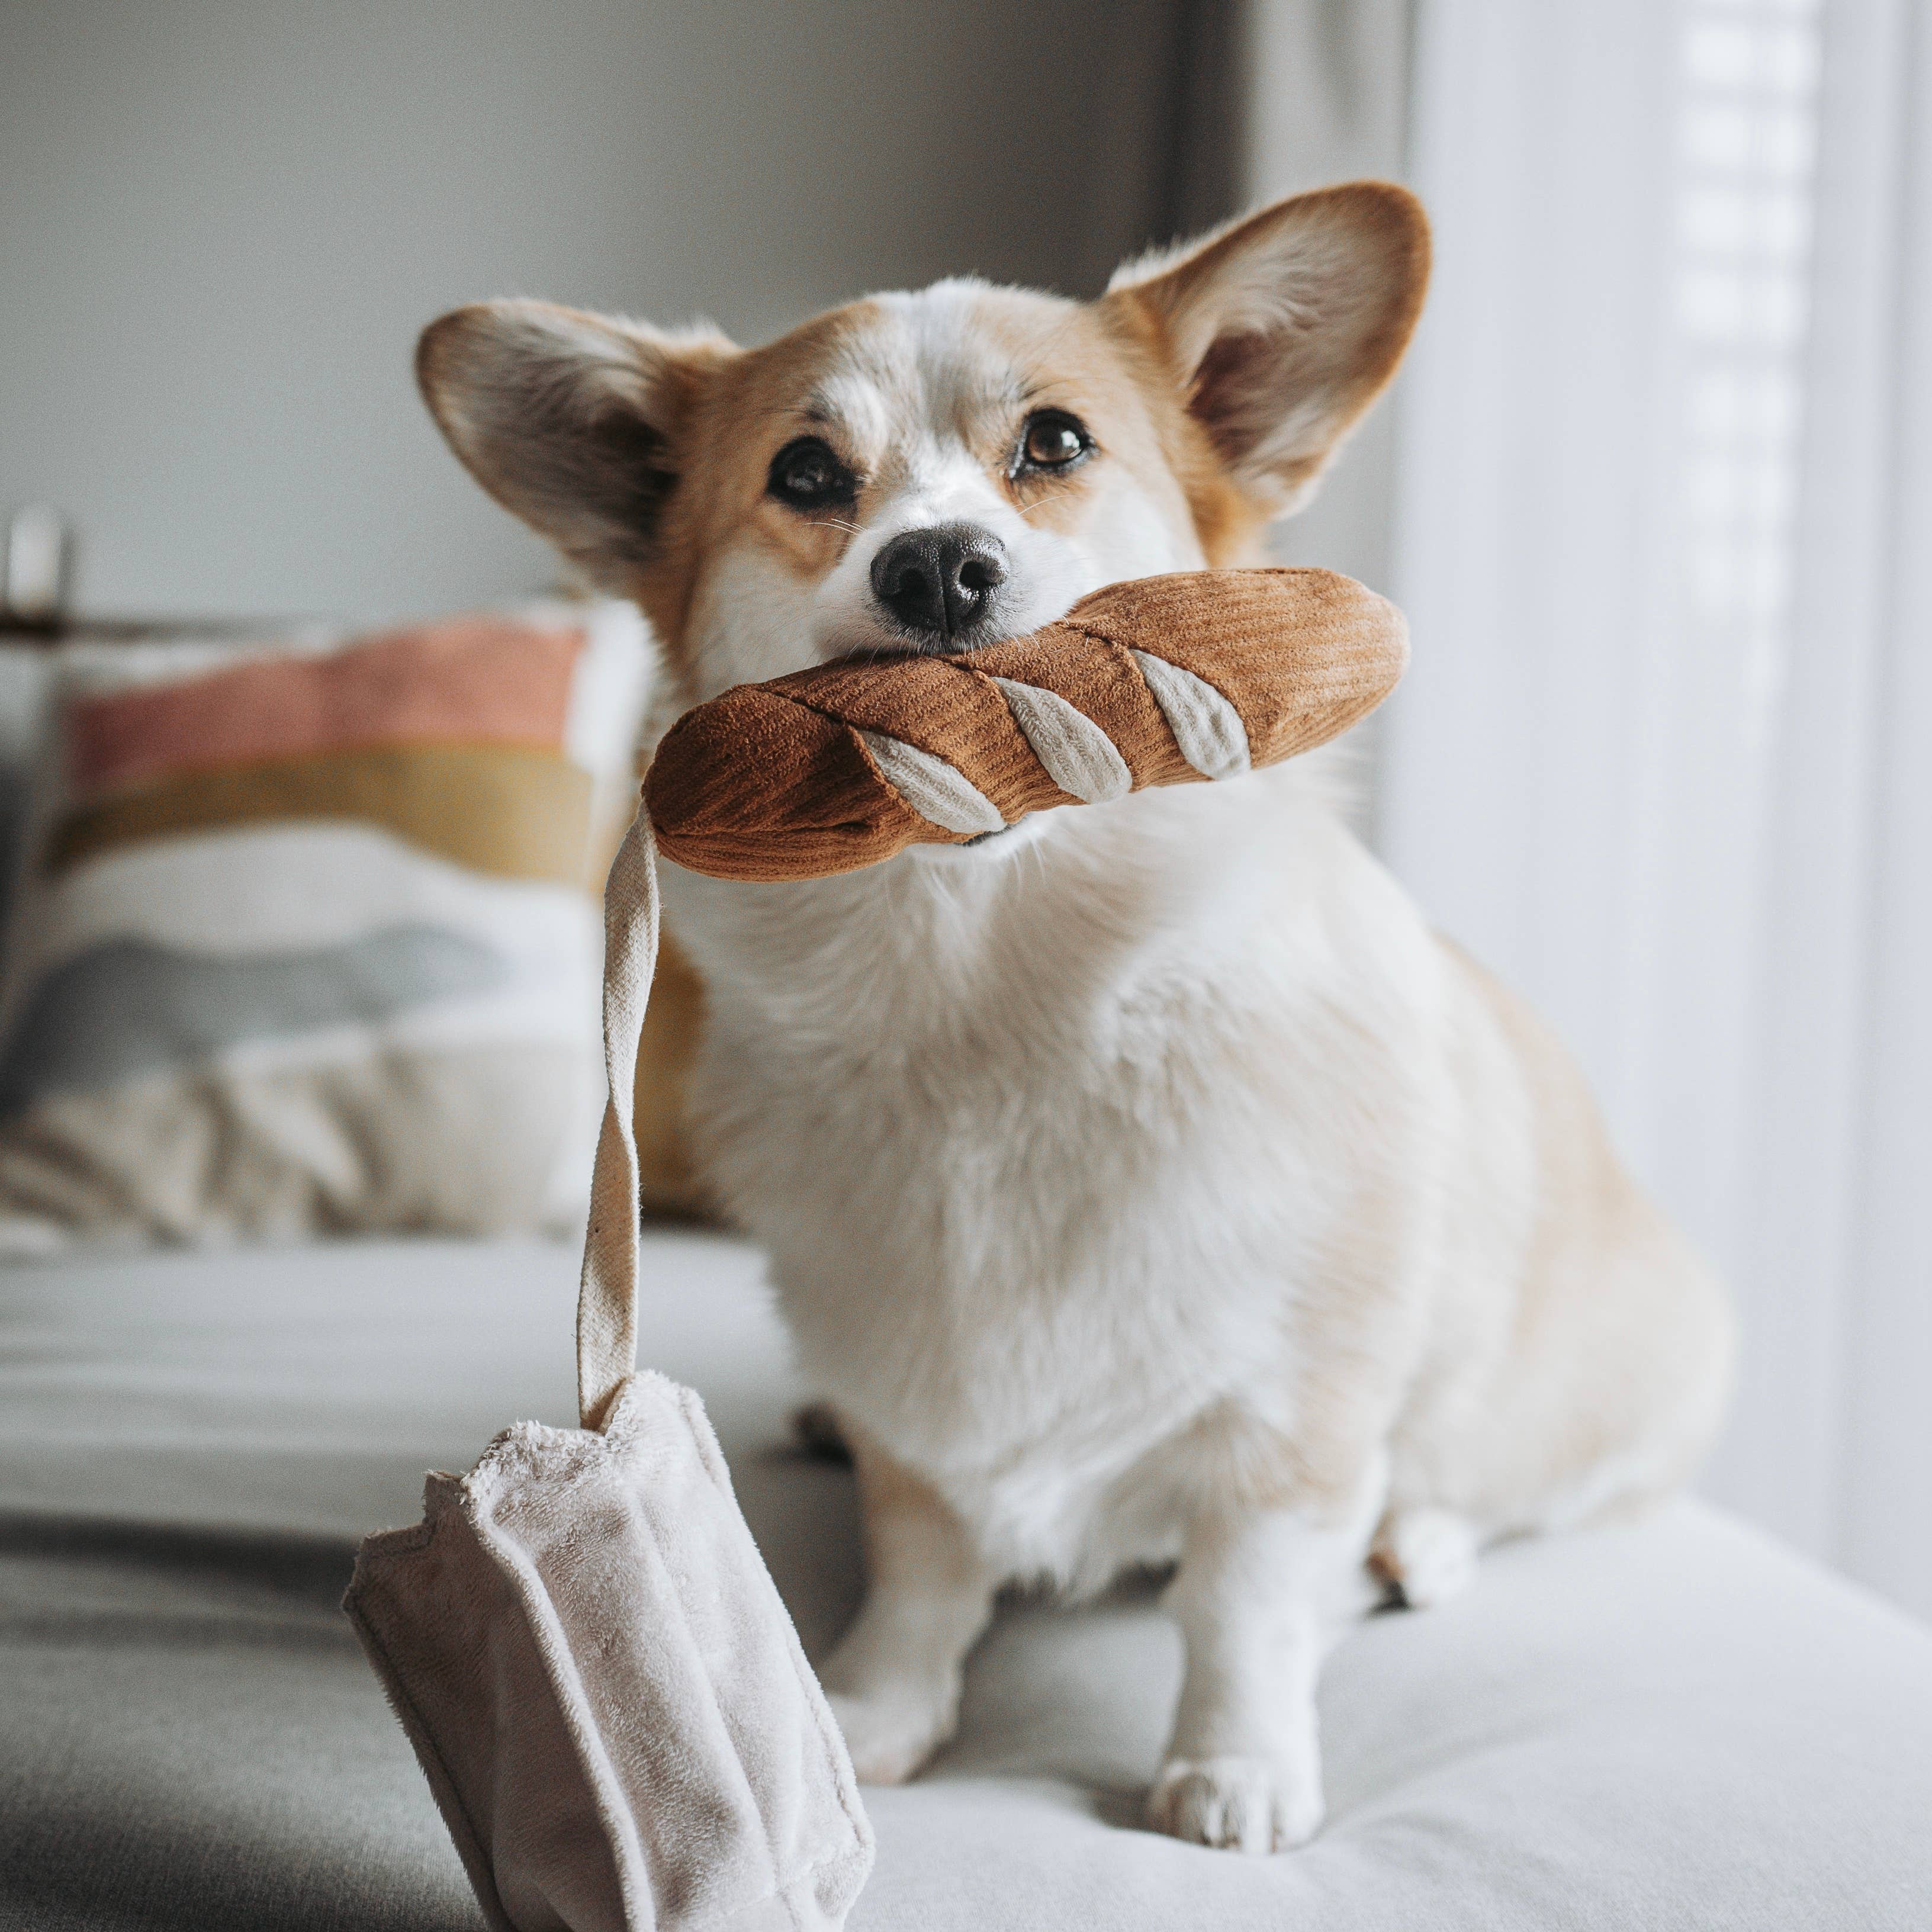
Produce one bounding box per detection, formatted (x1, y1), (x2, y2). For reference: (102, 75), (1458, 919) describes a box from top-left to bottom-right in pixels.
(665, 770), (1439, 1587)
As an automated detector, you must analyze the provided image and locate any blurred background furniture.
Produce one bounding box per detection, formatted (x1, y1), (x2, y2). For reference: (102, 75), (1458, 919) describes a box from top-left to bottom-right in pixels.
(0, 573), (649, 1249)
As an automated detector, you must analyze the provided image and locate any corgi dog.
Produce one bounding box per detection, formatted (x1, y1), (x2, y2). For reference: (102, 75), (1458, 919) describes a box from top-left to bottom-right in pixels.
(417, 181), (1732, 1854)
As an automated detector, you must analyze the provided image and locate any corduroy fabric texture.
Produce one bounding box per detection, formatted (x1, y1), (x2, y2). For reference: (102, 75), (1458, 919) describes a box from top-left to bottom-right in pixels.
(646, 568), (1408, 881)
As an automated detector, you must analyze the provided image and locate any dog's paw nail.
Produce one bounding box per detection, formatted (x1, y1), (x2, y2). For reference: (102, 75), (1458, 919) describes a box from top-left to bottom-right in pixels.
(826, 1690), (950, 1785)
(1146, 1755), (1323, 1853)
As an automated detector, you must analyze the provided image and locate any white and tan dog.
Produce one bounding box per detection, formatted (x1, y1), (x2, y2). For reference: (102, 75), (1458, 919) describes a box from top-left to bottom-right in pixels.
(418, 182), (1732, 1854)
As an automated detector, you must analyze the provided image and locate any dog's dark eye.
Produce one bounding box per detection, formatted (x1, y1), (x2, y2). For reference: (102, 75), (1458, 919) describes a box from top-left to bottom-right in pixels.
(767, 437), (857, 512)
(1018, 410), (1090, 473)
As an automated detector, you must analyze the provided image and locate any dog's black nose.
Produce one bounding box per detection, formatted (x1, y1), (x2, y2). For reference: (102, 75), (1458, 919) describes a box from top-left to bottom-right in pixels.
(869, 523), (1008, 642)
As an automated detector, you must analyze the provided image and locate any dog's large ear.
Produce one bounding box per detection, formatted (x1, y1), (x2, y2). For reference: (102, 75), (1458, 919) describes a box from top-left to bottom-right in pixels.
(1104, 182), (1429, 516)
(416, 299), (735, 581)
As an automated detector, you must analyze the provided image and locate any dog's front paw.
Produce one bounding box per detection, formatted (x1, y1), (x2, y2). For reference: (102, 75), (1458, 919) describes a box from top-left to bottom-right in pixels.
(825, 1687), (955, 1785)
(1372, 1506), (1480, 1610)
(1145, 1754), (1324, 1853)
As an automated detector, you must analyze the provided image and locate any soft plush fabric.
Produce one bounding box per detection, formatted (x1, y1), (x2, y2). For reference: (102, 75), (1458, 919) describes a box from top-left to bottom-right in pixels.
(346, 808), (872, 1932)
(3, 1233), (1929, 1931)
(645, 569), (1406, 879)
(0, 603), (649, 1250)
(349, 1378), (874, 1932)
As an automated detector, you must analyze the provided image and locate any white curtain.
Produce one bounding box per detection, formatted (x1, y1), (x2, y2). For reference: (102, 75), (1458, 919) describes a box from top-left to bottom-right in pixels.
(1383, 0), (1932, 1618)
(1241, 0), (1415, 599)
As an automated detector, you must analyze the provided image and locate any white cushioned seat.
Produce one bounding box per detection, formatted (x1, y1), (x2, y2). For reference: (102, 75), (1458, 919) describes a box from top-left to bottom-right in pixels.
(2, 1233), (1927, 1930)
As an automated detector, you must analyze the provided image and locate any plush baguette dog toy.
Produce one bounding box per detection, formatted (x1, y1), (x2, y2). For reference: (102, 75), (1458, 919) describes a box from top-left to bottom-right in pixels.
(647, 567), (1408, 881)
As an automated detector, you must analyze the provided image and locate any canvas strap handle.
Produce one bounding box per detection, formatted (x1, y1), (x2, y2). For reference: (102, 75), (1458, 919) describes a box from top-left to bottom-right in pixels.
(576, 796), (661, 1431)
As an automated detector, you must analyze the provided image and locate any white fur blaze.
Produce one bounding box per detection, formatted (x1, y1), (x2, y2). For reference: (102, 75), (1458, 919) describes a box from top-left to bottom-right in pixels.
(1130, 649), (1252, 780)
(989, 676), (1133, 804)
(857, 729), (1006, 835)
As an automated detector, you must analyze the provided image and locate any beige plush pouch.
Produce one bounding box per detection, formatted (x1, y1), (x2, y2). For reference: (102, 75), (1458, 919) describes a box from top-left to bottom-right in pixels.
(345, 806), (874, 1932)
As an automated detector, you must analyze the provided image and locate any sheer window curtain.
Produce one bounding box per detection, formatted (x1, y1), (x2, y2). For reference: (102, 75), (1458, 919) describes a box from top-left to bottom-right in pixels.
(1378, 0), (1932, 1618)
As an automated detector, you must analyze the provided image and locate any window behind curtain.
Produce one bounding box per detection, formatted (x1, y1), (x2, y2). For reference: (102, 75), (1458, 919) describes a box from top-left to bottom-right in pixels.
(1383, 0), (1932, 1616)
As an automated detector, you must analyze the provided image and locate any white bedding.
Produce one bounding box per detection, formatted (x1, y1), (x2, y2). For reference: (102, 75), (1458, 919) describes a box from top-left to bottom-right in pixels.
(4, 1233), (1930, 1930)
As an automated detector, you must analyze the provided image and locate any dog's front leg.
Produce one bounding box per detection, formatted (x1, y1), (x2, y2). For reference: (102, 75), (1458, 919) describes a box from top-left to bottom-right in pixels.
(1147, 1482), (1381, 1852)
(821, 1426), (997, 1785)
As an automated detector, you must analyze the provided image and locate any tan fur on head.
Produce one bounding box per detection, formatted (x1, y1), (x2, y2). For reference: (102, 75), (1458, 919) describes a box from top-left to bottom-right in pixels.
(416, 182), (1431, 701)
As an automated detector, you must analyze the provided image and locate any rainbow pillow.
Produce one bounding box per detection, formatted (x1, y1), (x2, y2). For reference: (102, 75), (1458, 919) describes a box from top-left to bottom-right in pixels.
(0, 602), (648, 1250)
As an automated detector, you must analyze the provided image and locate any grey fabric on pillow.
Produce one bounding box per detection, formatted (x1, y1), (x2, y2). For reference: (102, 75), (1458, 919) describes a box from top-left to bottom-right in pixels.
(3, 1234), (1930, 1931)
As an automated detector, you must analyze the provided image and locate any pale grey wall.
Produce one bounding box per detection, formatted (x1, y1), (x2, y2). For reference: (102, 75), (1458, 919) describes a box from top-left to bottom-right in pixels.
(1, 0), (1221, 622)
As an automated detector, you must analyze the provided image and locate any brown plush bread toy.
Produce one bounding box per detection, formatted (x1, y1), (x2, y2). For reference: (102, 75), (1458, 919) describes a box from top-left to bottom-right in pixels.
(646, 568), (1408, 882)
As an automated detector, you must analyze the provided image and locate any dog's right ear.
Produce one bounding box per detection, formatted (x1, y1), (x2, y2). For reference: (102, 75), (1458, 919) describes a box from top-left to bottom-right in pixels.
(416, 300), (735, 582)
(1103, 184), (1429, 519)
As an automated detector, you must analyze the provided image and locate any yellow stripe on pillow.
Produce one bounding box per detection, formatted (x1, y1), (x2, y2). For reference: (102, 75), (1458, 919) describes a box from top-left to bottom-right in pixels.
(45, 744), (595, 884)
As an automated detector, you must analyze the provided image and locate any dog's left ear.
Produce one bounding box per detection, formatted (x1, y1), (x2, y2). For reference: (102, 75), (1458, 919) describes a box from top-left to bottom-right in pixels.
(1104, 182), (1430, 516)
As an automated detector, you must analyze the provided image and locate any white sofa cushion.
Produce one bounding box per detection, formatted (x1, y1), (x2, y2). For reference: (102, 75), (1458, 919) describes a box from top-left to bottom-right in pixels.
(2, 1232), (1928, 1930)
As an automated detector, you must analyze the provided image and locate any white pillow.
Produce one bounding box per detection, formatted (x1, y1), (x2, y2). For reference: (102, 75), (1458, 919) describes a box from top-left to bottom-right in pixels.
(0, 600), (650, 1251)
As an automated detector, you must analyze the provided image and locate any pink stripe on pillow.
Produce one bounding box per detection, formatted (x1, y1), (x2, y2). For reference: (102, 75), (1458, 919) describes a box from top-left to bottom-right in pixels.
(67, 616), (587, 799)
